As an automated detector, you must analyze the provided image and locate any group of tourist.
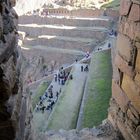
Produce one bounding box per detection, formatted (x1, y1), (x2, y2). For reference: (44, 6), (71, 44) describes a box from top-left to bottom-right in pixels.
(109, 29), (117, 37)
(35, 67), (72, 113)
(54, 67), (71, 85)
(35, 85), (61, 113)
(81, 65), (89, 72)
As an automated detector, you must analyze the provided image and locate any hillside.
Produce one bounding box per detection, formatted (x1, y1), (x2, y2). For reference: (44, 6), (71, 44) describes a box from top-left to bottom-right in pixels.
(15, 0), (110, 15)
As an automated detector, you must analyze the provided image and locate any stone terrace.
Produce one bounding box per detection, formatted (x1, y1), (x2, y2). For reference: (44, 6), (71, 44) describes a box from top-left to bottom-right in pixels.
(19, 14), (113, 70)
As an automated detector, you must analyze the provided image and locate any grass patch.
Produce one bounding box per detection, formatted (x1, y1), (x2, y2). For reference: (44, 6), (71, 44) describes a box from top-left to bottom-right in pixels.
(32, 82), (48, 109)
(101, 0), (120, 10)
(82, 50), (112, 128)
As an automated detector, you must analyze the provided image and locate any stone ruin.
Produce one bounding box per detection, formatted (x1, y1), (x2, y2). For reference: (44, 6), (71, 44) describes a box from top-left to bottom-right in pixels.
(108, 0), (140, 140)
(0, 0), (140, 140)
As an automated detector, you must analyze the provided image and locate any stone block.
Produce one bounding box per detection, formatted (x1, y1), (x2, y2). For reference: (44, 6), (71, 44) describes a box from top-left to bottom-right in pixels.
(125, 118), (136, 132)
(136, 42), (140, 50)
(117, 121), (133, 140)
(136, 125), (140, 137)
(135, 23), (140, 42)
(121, 74), (140, 113)
(120, 0), (132, 16)
(128, 4), (140, 21)
(135, 72), (140, 87)
(135, 49), (140, 72)
(124, 21), (133, 39)
(132, 0), (140, 4)
(116, 34), (133, 62)
(112, 80), (129, 112)
(119, 17), (140, 40)
(129, 103), (140, 120)
(115, 54), (134, 77)
(127, 109), (139, 125)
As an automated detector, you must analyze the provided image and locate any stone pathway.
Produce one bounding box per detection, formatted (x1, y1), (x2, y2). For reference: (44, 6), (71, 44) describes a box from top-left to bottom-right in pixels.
(46, 63), (88, 131)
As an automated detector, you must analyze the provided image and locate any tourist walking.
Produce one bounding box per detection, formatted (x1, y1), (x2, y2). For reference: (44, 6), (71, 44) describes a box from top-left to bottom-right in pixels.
(81, 65), (84, 72)
(54, 74), (57, 82)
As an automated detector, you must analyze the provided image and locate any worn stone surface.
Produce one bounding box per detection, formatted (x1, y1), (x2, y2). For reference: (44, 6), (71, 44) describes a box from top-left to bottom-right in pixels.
(0, 1), (33, 140)
(135, 72), (140, 86)
(121, 74), (140, 113)
(136, 125), (140, 137)
(128, 3), (140, 21)
(115, 54), (133, 77)
(112, 80), (129, 112)
(135, 49), (140, 72)
(120, 0), (132, 16)
(116, 34), (133, 62)
(108, 1), (140, 140)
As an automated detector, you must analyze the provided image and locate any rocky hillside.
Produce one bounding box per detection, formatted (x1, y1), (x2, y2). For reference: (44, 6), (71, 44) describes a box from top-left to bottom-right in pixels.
(15, 0), (109, 15)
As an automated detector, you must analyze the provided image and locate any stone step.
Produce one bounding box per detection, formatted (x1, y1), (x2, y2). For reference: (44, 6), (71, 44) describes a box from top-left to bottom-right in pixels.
(19, 15), (112, 28)
(19, 24), (108, 39)
(24, 36), (99, 52)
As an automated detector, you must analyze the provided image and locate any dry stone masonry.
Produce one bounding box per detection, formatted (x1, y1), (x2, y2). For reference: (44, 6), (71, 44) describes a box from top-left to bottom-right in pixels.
(0, 0), (33, 140)
(108, 0), (140, 140)
(0, 0), (140, 139)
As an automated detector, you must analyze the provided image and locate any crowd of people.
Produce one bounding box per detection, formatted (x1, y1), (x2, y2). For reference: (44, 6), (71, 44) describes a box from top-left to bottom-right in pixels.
(109, 29), (117, 37)
(54, 67), (70, 85)
(81, 65), (89, 72)
(35, 67), (71, 113)
(35, 85), (61, 113)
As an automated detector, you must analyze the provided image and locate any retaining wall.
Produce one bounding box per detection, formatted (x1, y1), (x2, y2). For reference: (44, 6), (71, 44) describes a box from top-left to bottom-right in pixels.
(108, 0), (140, 140)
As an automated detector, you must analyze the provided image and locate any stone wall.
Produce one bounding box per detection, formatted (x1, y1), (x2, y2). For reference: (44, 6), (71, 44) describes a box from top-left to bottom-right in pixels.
(0, 1), (33, 140)
(108, 0), (140, 140)
(19, 15), (112, 28)
(42, 8), (119, 19)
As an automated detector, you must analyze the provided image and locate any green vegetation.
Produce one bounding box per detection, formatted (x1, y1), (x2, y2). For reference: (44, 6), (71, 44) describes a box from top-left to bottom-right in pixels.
(32, 82), (48, 109)
(101, 0), (120, 10)
(82, 50), (112, 128)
